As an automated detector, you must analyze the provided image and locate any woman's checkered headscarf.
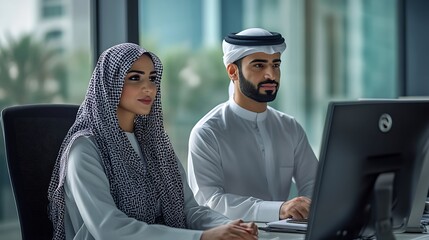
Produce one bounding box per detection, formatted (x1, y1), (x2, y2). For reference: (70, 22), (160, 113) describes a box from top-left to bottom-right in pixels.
(48, 43), (186, 239)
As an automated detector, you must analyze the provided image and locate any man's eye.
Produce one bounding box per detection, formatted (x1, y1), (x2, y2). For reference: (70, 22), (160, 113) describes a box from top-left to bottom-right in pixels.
(254, 64), (263, 68)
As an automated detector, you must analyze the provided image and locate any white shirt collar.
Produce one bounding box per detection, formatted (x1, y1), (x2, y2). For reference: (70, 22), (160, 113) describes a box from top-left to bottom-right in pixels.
(229, 98), (267, 122)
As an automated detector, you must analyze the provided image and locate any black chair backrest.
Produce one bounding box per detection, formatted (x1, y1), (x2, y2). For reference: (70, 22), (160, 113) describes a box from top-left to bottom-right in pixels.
(1, 104), (79, 240)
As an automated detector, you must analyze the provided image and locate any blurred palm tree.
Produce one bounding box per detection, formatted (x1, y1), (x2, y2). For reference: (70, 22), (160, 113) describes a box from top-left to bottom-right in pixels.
(0, 33), (68, 220)
(0, 33), (68, 107)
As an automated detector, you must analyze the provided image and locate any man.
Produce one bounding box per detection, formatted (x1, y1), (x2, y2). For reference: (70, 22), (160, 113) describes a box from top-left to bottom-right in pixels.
(187, 28), (319, 222)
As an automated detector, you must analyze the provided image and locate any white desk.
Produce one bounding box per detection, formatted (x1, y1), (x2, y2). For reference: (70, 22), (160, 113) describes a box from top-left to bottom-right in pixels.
(256, 223), (429, 240)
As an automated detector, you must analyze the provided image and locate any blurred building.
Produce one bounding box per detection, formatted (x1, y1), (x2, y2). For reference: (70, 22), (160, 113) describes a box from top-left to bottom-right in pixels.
(36, 0), (90, 54)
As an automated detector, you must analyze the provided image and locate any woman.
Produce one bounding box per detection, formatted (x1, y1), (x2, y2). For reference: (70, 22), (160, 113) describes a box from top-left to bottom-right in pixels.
(48, 43), (258, 240)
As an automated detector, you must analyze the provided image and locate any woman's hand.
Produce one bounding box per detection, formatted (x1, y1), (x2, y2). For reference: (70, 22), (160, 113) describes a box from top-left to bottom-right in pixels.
(200, 219), (258, 240)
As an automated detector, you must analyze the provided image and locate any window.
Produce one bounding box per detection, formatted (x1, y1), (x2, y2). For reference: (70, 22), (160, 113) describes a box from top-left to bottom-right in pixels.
(42, 5), (64, 18)
(45, 29), (63, 41)
(0, 1), (91, 238)
(138, 0), (397, 163)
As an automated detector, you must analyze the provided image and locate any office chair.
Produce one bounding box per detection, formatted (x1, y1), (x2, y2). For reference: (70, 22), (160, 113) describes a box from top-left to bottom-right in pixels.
(1, 104), (79, 240)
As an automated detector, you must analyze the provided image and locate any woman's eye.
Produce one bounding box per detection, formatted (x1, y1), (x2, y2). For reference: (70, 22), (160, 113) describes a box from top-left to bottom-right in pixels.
(149, 75), (157, 82)
(128, 74), (140, 81)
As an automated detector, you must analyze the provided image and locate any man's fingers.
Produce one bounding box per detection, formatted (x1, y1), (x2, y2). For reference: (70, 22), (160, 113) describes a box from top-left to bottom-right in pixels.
(281, 197), (311, 219)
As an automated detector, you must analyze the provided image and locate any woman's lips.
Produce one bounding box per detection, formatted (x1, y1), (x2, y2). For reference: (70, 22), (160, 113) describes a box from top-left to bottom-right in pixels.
(139, 97), (152, 105)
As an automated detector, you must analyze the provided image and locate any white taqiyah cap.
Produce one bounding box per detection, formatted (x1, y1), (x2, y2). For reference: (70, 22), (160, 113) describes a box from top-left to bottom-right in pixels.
(222, 27), (286, 67)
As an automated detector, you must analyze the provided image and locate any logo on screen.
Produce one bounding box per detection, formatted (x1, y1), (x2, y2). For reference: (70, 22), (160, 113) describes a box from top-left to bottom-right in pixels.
(379, 113), (392, 133)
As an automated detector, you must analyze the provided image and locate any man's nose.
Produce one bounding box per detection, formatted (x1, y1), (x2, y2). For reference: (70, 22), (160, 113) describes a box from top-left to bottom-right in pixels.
(264, 68), (275, 79)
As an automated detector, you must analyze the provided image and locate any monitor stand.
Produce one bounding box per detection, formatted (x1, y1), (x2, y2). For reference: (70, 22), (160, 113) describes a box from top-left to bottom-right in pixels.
(406, 141), (429, 233)
(374, 172), (396, 240)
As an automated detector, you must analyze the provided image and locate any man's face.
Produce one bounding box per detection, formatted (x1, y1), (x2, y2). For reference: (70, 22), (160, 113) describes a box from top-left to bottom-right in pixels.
(237, 52), (281, 103)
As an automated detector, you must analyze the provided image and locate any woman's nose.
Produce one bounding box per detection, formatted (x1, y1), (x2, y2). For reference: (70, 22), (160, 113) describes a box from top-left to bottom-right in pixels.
(142, 81), (156, 92)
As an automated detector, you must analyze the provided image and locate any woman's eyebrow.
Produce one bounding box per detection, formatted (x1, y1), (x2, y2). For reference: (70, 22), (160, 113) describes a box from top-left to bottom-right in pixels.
(127, 70), (157, 75)
(127, 70), (145, 74)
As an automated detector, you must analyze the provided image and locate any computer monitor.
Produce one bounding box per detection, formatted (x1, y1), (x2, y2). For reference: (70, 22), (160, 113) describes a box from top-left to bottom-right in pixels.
(305, 99), (429, 240)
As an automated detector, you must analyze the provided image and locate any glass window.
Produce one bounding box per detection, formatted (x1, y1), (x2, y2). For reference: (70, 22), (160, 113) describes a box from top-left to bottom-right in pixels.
(0, 0), (91, 238)
(139, 0), (398, 165)
(42, 5), (64, 18)
(45, 29), (63, 41)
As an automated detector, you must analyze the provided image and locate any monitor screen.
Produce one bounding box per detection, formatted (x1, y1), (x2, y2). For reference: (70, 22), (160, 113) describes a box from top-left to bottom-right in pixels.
(305, 99), (429, 240)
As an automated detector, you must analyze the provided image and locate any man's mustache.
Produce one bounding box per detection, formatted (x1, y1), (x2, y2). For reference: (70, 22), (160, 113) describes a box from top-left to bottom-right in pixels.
(257, 79), (278, 87)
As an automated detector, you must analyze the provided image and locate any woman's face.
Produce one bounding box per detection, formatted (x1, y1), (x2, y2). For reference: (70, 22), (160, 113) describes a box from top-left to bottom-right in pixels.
(117, 54), (157, 123)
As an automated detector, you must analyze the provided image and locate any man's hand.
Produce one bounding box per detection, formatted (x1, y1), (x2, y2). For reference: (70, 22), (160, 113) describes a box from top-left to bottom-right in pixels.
(279, 196), (311, 220)
(200, 219), (258, 240)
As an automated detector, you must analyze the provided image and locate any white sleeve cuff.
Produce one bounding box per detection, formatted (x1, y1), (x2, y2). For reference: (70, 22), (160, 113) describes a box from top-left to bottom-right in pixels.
(256, 201), (284, 222)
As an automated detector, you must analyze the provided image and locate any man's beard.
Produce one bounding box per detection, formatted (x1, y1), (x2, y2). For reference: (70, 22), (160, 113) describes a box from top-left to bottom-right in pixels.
(238, 68), (279, 102)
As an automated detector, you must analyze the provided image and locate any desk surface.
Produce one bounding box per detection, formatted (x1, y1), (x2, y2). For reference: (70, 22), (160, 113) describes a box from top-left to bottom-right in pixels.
(256, 223), (429, 240)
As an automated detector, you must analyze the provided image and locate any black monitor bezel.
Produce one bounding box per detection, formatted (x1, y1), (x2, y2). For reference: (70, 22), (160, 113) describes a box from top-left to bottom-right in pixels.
(305, 99), (429, 240)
